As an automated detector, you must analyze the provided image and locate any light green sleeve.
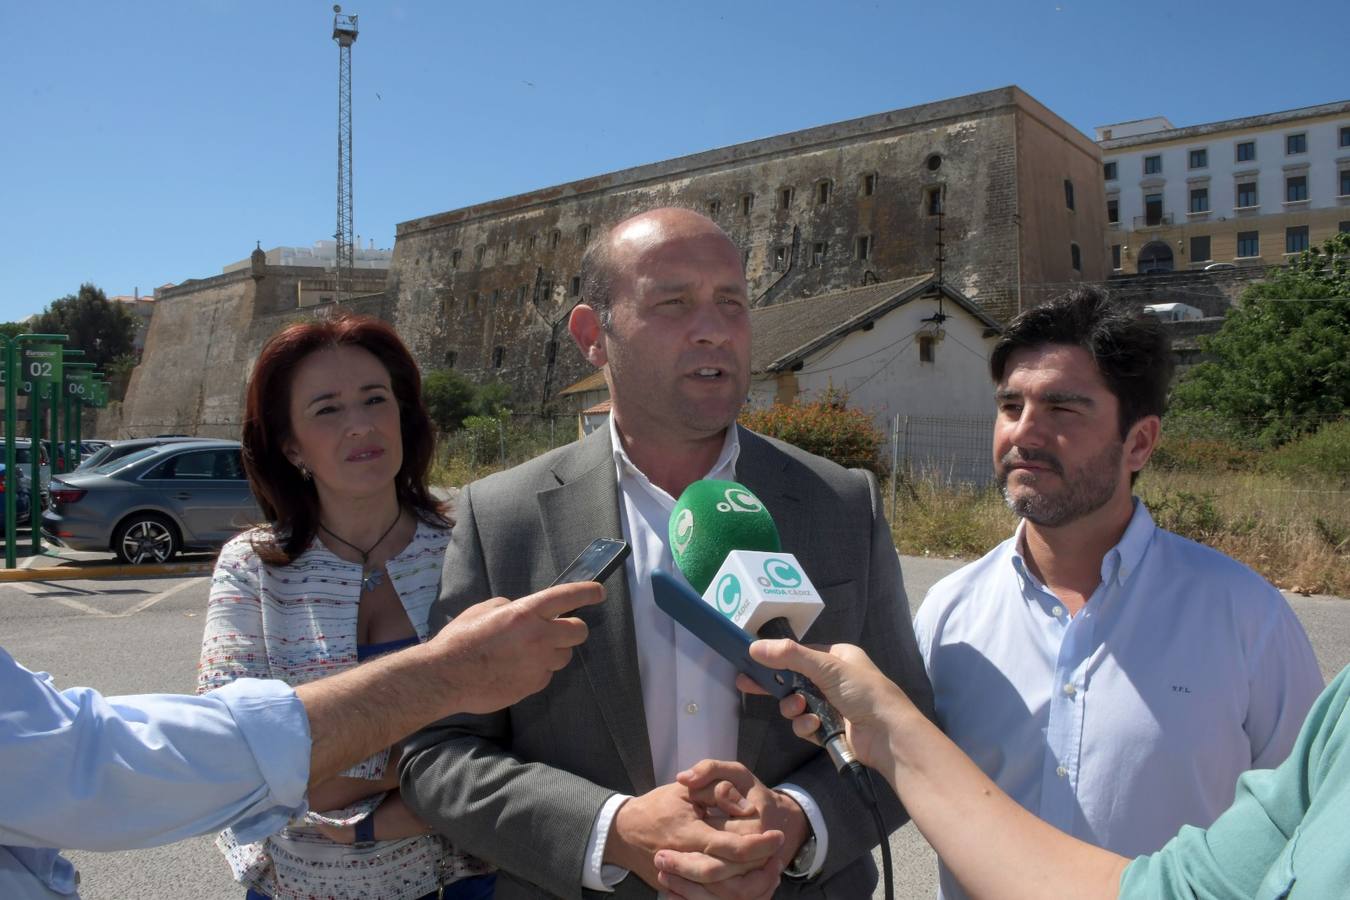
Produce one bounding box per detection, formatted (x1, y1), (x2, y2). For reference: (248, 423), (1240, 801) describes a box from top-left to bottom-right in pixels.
(1120, 666), (1350, 899)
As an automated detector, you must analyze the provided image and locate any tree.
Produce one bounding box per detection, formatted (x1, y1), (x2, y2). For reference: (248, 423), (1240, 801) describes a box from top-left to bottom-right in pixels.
(0, 322), (26, 340)
(738, 389), (887, 477)
(1169, 232), (1349, 446)
(422, 369), (479, 432)
(31, 283), (138, 370)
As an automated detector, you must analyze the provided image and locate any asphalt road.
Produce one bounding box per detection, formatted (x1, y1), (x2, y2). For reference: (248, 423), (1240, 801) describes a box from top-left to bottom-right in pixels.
(5, 557), (1349, 900)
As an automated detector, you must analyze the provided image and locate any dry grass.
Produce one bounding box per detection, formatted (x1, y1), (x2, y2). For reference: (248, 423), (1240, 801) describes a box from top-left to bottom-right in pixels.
(888, 470), (1350, 597)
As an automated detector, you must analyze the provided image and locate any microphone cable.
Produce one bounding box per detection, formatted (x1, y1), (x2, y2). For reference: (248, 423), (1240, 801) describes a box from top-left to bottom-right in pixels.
(842, 759), (892, 900)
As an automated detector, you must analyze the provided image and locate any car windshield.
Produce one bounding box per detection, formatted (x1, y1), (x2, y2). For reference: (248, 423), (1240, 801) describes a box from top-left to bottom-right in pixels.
(91, 447), (159, 474)
(77, 446), (115, 469)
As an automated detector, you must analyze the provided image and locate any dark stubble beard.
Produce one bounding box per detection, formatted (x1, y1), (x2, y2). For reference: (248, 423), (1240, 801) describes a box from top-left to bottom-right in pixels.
(997, 439), (1123, 527)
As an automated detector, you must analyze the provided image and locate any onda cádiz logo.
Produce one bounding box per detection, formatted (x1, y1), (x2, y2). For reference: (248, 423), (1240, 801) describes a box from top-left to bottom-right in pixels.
(715, 573), (742, 615)
(716, 487), (764, 514)
(759, 558), (803, 589)
(672, 508), (695, 555)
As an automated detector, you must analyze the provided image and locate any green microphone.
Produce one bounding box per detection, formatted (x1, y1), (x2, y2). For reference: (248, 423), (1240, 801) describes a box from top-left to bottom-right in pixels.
(668, 480), (780, 594)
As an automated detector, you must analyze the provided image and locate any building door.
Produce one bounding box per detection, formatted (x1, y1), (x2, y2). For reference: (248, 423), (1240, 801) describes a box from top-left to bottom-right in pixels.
(1138, 242), (1174, 274)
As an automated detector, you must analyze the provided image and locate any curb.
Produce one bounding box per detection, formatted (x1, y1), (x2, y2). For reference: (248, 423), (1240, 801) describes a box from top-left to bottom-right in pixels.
(0, 561), (214, 582)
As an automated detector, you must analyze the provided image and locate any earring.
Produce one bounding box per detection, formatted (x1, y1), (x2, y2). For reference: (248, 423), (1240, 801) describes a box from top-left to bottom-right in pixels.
(296, 461), (312, 481)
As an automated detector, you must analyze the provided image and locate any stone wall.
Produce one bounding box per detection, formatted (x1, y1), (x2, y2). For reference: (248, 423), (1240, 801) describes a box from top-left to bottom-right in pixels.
(390, 86), (1106, 410)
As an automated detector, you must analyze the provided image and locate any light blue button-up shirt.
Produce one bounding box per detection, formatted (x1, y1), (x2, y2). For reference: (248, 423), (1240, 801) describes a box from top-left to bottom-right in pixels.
(1, 645), (310, 898)
(914, 500), (1323, 900)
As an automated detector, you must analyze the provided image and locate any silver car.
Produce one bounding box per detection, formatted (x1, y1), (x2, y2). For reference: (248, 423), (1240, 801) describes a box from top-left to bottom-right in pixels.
(43, 440), (261, 564)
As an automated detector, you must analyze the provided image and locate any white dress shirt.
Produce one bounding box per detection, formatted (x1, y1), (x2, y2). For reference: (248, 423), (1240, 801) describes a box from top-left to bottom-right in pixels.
(582, 420), (827, 891)
(913, 500), (1323, 900)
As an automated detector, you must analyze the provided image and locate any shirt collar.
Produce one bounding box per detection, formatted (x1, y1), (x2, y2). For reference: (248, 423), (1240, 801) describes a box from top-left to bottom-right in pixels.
(1008, 497), (1157, 589)
(608, 414), (741, 504)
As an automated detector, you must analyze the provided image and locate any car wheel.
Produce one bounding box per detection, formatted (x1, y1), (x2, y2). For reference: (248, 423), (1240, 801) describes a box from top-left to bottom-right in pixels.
(114, 514), (180, 565)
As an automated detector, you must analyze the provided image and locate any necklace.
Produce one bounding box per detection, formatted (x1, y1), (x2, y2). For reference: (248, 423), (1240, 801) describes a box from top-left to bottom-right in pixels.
(318, 510), (402, 593)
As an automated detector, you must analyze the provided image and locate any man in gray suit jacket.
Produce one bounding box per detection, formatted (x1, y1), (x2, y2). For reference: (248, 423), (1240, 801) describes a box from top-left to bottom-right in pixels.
(402, 208), (934, 899)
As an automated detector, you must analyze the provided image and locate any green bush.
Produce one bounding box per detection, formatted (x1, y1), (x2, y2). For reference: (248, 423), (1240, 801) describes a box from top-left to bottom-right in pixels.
(1264, 419), (1350, 485)
(1139, 488), (1226, 542)
(423, 370), (514, 432)
(739, 390), (886, 476)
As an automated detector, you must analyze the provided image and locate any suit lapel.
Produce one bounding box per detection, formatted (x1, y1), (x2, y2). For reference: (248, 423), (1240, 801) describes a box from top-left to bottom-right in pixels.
(537, 428), (656, 795)
(733, 428), (799, 772)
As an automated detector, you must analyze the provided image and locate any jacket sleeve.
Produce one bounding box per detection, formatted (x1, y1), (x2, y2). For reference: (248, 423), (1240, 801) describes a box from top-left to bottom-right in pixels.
(198, 535), (270, 694)
(773, 468), (936, 883)
(399, 483), (616, 900)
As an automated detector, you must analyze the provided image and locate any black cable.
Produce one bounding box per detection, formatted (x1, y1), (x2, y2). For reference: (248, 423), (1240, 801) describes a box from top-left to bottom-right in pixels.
(844, 760), (892, 900)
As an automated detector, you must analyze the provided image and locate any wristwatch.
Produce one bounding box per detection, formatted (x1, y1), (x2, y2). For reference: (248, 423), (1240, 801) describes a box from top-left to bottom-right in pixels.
(783, 831), (817, 880)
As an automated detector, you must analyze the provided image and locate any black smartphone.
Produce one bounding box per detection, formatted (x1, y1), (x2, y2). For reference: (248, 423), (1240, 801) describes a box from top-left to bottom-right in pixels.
(550, 537), (630, 587)
(650, 569), (795, 699)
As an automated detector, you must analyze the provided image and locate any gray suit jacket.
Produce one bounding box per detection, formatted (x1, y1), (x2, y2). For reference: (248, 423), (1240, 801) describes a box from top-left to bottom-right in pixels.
(401, 426), (935, 899)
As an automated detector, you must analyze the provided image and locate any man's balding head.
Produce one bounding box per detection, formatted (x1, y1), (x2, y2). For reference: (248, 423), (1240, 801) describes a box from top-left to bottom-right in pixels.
(579, 208), (740, 328)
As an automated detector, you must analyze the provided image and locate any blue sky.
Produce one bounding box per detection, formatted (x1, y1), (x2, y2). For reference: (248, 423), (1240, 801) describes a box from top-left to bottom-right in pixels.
(2, 0), (1343, 322)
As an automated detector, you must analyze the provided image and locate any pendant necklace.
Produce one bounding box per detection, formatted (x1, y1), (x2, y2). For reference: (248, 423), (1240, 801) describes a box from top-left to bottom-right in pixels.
(319, 510), (402, 593)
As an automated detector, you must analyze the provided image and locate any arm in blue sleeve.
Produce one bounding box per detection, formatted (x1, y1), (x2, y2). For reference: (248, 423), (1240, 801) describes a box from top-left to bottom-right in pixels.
(0, 646), (311, 851)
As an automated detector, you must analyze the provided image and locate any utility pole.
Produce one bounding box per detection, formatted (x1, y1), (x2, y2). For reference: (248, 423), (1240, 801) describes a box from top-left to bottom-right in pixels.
(332, 6), (358, 303)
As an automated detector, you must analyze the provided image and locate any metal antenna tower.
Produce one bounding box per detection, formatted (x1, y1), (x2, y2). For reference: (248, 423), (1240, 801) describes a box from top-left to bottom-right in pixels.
(332, 6), (358, 303)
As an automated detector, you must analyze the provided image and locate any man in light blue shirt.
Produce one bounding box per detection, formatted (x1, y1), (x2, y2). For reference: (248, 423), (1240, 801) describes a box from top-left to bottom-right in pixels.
(1, 581), (601, 898)
(913, 288), (1322, 900)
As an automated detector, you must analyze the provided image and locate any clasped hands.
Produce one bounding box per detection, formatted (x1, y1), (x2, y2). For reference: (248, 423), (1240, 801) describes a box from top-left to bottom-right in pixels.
(606, 760), (809, 900)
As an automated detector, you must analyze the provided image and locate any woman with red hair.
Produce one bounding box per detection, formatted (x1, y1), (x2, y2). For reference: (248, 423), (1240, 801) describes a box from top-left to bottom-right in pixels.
(197, 313), (493, 900)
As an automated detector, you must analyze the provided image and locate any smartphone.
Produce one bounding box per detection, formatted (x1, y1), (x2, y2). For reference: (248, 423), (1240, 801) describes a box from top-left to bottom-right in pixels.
(650, 569), (795, 699)
(550, 537), (630, 587)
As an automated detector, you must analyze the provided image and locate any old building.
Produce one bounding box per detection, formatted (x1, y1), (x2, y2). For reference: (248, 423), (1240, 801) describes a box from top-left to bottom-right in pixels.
(110, 245), (388, 438)
(1097, 99), (1350, 274)
(391, 86), (1107, 410)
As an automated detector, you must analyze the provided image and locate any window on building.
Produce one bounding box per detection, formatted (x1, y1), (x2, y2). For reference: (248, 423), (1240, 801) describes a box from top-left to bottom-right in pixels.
(918, 335), (936, 364)
(1340, 169), (1350, 196)
(1144, 193), (1164, 226)
(1286, 175), (1308, 202)
(451, 249), (461, 269)
(527, 234), (537, 251)
(1070, 242), (1082, 272)
(809, 242), (827, 267)
(816, 180), (831, 205)
(469, 291), (480, 310)
(492, 346), (505, 369)
(475, 245), (486, 265)
(708, 199), (721, 217)
(1107, 198), (1119, 224)
(1189, 148), (1208, 169)
(741, 193), (754, 215)
(926, 186), (943, 215)
(1237, 181), (1258, 208)
(570, 275), (581, 296)
(1341, 126), (1350, 148)
(1190, 187), (1210, 213)
(1111, 244), (1122, 270)
(1341, 221), (1350, 233)
(1064, 179), (1075, 210)
(491, 289), (500, 305)
(1237, 231), (1260, 257)
(517, 285), (527, 305)
(856, 235), (872, 261)
(926, 154), (942, 171)
(445, 350), (457, 369)
(1143, 155), (1162, 175)
(579, 224), (591, 245)
(1103, 161), (1118, 181)
(862, 173), (876, 195)
(550, 229), (561, 249)
(773, 246), (788, 270)
(1236, 141), (1256, 162)
(1286, 133), (1307, 154)
(1286, 225), (1310, 254)
(500, 240), (509, 259)
(538, 279), (553, 301)
(1191, 235), (1211, 261)
(779, 187), (794, 209)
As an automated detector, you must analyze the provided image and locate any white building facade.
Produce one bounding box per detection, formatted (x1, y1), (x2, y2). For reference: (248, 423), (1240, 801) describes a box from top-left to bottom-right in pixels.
(1097, 100), (1350, 274)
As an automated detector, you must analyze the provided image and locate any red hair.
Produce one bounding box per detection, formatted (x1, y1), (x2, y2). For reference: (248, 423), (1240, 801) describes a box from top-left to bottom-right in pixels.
(241, 313), (447, 565)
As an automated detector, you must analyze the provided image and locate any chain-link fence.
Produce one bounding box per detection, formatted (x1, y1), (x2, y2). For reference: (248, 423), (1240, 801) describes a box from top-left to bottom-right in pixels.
(887, 414), (996, 488)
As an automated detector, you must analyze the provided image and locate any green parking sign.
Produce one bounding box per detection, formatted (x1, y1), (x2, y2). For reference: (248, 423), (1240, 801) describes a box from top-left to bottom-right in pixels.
(20, 341), (63, 396)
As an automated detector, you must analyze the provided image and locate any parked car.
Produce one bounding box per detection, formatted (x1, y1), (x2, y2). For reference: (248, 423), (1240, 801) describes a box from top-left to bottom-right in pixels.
(79, 440), (110, 463)
(6, 440), (51, 507)
(43, 440), (261, 564)
(0, 463), (33, 527)
(76, 436), (212, 473)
